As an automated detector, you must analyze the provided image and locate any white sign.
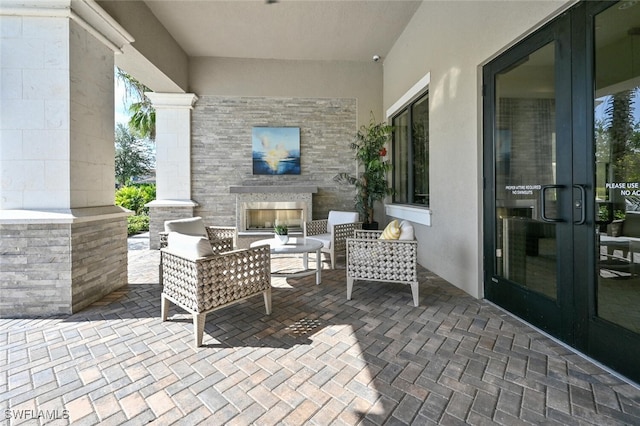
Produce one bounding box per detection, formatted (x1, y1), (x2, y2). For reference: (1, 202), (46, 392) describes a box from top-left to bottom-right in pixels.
(505, 184), (541, 195)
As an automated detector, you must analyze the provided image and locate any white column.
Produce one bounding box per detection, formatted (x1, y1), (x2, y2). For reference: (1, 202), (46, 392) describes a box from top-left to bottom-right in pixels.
(145, 92), (198, 249)
(145, 92), (198, 202)
(0, 1), (135, 316)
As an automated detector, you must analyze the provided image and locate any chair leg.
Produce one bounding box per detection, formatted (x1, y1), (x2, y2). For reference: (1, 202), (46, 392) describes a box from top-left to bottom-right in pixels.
(347, 277), (354, 300)
(410, 282), (419, 307)
(330, 250), (336, 269)
(193, 313), (206, 347)
(264, 288), (272, 315)
(161, 294), (169, 321)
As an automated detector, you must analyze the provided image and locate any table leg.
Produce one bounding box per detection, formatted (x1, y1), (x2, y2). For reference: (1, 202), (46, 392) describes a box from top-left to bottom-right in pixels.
(303, 251), (309, 270)
(315, 248), (321, 285)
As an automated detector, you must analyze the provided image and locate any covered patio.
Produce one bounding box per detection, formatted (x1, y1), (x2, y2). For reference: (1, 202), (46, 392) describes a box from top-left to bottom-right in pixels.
(2, 245), (640, 424)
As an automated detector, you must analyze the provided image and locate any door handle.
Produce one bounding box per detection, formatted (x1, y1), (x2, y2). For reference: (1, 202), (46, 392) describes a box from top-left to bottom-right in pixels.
(540, 184), (565, 223)
(573, 184), (586, 225)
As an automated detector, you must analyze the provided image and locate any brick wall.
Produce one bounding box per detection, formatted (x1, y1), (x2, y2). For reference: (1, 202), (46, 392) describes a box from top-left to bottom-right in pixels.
(191, 96), (358, 225)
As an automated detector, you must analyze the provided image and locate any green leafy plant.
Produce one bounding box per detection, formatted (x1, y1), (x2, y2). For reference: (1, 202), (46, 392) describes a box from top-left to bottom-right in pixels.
(274, 224), (288, 235)
(127, 215), (149, 236)
(115, 184), (156, 215)
(334, 114), (394, 224)
(115, 184), (156, 235)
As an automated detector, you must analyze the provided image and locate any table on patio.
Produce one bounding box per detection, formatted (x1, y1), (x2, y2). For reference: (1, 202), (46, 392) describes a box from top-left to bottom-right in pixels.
(250, 237), (322, 285)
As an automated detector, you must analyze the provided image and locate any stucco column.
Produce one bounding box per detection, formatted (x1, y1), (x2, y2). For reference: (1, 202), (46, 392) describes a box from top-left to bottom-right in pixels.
(0, 1), (134, 317)
(145, 92), (199, 249)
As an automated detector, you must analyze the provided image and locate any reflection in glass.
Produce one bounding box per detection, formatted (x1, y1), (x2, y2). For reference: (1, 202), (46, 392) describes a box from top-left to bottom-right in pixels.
(412, 95), (429, 205)
(594, 3), (640, 333)
(393, 111), (409, 204)
(494, 42), (558, 300)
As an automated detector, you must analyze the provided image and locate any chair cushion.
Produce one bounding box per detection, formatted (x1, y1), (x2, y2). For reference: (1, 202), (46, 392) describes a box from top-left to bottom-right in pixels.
(166, 232), (214, 259)
(399, 220), (415, 240)
(307, 234), (331, 249)
(380, 220), (401, 240)
(164, 217), (207, 236)
(327, 211), (359, 228)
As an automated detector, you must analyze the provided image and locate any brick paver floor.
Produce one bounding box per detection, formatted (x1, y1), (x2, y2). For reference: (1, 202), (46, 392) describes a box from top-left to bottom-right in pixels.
(2, 242), (640, 425)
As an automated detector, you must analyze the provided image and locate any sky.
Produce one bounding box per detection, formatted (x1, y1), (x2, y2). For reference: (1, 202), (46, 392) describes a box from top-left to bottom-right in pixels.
(114, 77), (131, 127)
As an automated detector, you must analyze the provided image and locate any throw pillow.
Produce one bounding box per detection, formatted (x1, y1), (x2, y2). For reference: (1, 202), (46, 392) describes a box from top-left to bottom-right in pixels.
(166, 232), (214, 259)
(399, 220), (415, 240)
(380, 219), (401, 240)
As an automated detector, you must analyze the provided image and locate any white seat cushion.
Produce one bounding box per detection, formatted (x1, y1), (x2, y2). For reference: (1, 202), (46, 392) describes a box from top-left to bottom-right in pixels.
(165, 232), (214, 260)
(307, 233), (331, 249)
(164, 217), (207, 236)
(327, 211), (358, 228)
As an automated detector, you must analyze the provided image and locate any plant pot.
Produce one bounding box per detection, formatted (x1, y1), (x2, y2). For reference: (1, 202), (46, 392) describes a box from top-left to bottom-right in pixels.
(362, 221), (379, 230)
(276, 234), (289, 244)
(607, 220), (624, 237)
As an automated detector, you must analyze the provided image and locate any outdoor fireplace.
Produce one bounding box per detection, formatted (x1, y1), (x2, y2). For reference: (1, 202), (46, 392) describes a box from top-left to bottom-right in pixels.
(230, 185), (317, 234)
(242, 201), (307, 232)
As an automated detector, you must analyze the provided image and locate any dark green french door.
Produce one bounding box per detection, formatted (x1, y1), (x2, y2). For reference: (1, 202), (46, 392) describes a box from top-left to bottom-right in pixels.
(484, 1), (640, 382)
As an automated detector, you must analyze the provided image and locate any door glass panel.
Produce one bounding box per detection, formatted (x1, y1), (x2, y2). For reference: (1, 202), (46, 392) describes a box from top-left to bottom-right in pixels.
(494, 42), (558, 300)
(594, 3), (640, 333)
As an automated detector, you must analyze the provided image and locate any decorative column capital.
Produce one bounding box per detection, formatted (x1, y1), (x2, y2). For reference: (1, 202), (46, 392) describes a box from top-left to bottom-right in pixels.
(145, 92), (198, 109)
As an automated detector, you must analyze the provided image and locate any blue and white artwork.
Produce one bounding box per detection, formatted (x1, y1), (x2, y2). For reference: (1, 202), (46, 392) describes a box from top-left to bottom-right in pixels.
(252, 127), (301, 175)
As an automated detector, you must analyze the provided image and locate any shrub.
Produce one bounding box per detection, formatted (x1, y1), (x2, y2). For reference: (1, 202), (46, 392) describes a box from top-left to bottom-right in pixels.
(115, 184), (155, 236)
(127, 215), (149, 236)
(115, 184), (155, 215)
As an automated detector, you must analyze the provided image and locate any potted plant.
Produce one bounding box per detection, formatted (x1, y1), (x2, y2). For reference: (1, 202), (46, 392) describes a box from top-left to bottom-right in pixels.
(274, 224), (289, 244)
(334, 114), (394, 229)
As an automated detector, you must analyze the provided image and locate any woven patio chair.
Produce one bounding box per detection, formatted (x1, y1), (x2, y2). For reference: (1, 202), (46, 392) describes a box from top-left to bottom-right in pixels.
(161, 232), (272, 347)
(346, 228), (419, 306)
(304, 211), (362, 269)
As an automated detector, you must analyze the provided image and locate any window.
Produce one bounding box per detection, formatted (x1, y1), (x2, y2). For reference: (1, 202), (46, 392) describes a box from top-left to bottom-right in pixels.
(392, 92), (429, 206)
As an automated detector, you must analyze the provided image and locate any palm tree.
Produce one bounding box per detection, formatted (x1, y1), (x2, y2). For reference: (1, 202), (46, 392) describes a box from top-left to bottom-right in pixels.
(115, 67), (155, 140)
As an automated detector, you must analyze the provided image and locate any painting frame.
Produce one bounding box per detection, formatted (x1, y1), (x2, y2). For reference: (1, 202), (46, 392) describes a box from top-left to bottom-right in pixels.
(252, 127), (301, 175)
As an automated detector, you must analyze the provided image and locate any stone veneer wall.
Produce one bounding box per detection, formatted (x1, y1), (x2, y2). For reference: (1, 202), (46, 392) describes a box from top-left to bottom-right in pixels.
(71, 217), (128, 313)
(0, 216), (128, 317)
(0, 223), (71, 316)
(191, 96), (358, 225)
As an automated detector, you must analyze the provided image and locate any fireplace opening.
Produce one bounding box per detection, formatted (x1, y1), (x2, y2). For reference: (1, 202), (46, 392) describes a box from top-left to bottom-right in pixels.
(246, 208), (303, 232)
(240, 200), (308, 233)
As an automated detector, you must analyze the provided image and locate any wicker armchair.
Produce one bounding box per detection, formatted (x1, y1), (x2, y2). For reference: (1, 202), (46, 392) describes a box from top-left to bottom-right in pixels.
(161, 242), (272, 347)
(304, 211), (362, 269)
(346, 229), (419, 306)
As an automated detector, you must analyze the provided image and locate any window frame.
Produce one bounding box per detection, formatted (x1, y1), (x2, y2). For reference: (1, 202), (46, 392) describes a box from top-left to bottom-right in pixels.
(386, 72), (432, 226)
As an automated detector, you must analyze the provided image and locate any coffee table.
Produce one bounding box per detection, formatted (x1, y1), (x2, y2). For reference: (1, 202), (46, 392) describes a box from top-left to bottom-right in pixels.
(250, 237), (323, 285)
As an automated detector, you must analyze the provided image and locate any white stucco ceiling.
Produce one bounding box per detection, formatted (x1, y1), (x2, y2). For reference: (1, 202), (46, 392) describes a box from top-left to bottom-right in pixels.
(142, 0), (422, 62)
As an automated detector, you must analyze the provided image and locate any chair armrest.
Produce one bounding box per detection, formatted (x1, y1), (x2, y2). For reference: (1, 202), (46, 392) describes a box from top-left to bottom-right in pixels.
(353, 229), (383, 240)
(346, 237), (418, 282)
(304, 219), (328, 237)
(159, 231), (169, 248)
(332, 222), (363, 252)
(209, 237), (235, 254)
(206, 226), (238, 248)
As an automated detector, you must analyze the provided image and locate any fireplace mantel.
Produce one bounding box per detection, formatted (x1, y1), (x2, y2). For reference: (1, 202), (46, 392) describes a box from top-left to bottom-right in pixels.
(229, 185), (318, 194)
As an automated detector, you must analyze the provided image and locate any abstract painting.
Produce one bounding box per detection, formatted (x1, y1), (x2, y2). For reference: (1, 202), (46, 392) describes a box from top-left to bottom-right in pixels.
(252, 127), (301, 175)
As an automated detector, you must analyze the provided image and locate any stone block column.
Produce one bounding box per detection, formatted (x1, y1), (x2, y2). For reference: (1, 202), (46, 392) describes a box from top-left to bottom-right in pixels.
(0, 1), (133, 317)
(145, 93), (199, 249)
